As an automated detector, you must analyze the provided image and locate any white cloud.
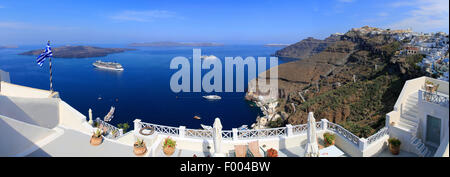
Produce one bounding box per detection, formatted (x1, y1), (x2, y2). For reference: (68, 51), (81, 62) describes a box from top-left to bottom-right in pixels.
(110, 10), (178, 22)
(387, 0), (449, 32)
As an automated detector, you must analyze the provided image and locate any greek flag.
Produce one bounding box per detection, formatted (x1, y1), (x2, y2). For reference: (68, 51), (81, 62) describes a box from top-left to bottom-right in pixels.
(36, 41), (53, 67)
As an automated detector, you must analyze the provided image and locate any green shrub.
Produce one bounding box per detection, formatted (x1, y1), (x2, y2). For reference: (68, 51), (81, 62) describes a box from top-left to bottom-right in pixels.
(117, 123), (130, 133)
(323, 132), (336, 145)
(388, 137), (401, 147)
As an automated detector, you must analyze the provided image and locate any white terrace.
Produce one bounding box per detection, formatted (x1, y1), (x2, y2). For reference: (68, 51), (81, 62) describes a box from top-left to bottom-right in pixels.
(0, 69), (448, 157)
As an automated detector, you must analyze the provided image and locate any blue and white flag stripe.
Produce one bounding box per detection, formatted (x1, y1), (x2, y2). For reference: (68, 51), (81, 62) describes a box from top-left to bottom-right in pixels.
(36, 42), (53, 67)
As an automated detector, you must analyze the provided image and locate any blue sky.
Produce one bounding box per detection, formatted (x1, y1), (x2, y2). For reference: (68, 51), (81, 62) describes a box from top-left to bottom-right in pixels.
(0, 0), (448, 45)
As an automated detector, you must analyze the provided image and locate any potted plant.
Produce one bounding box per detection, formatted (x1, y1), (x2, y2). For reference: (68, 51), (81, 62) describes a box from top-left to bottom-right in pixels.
(163, 137), (176, 156)
(266, 148), (278, 157)
(388, 138), (401, 155)
(90, 128), (103, 146)
(323, 132), (336, 147)
(133, 139), (147, 156)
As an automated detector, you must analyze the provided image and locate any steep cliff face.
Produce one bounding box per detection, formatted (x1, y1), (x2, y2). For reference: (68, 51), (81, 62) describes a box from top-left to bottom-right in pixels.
(249, 28), (423, 137)
(274, 35), (339, 60)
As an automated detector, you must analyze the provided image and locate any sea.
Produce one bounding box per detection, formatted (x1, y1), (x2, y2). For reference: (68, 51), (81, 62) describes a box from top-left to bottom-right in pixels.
(0, 44), (287, 130)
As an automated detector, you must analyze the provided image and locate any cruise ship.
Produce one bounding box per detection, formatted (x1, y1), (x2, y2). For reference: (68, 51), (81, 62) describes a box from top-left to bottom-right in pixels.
(93, 60), (124, 71)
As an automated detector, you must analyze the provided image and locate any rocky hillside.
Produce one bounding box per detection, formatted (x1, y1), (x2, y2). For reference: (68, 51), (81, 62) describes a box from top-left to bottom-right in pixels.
(249, 27), (426, 137)
(274, 36), (340, 60)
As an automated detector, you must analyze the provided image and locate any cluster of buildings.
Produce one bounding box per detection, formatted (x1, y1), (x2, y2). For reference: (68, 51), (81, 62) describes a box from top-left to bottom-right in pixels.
(350, 26), (449, 81)
(404, 32), (449, 81)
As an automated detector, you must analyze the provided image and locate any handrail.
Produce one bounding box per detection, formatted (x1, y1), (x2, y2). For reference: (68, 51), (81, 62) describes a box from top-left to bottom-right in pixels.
(139, 122), (179, 136)
(96, 118), (123, 139)
(327, 122), (360, 146)
(366, 127), (389, 145)
(185, 128), (213, 139)
(236, 127), (286, 139)
(420, 90), (449, 107)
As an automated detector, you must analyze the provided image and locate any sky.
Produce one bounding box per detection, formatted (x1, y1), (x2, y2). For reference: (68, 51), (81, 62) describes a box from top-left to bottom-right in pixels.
(0, 0), (448, 45)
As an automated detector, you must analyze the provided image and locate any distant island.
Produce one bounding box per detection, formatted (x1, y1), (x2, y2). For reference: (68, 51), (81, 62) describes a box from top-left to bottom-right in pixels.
(264, 44), (291, 47)
(20, 46), (135, 58)
(0, 45), (19, 49)
(129, 42), (224, 47)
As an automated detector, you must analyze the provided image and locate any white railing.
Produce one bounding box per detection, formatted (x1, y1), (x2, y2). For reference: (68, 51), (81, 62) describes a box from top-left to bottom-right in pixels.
(96, 118), (123, 139)
(292, 124), (307, 135)
(139, 122), (179, 136)
(420, 90), (449, 107)
(316, 122), (323, 130)
(327, 122), (360, 146)
(366, 127), (389, 145)
(222, 130), (233, 140)
(236, 127), (286, 139)
(185, 128), (213, 139)
(136, 120), (388, 151)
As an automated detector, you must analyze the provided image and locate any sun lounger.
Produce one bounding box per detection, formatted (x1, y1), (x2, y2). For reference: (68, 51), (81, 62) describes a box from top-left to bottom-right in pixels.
(248, 141), (263, 157)
(234, 145), (248, 157)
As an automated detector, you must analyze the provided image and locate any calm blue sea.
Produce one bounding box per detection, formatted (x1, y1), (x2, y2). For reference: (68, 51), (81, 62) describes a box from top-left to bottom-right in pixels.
(0, 45), (286, 130)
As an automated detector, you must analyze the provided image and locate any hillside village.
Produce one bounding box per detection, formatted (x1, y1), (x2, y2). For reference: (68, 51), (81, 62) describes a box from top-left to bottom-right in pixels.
(247, 26), (449, 137)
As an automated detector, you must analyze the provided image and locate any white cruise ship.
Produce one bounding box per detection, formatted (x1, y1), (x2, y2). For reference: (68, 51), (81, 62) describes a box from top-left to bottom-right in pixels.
(93, 60), (124, 71)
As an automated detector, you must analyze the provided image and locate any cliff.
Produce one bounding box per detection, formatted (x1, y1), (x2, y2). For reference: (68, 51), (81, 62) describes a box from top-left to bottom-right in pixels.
(274, 36), (340, 60)
(248, 27), (425, 137)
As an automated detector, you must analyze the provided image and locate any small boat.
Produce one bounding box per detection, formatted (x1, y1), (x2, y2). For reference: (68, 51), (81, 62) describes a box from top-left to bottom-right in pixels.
(98, 96), (102, 100)
(193, 116), (201, 120)
(200, 124), (212, 130)
(203, 95), (221, 100)
(238, 125), (248, 130)
(104, 106), (115, 122)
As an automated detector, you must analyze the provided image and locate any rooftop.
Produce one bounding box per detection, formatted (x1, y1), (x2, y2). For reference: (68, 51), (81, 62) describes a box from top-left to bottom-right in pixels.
(0, 70), (448, 157)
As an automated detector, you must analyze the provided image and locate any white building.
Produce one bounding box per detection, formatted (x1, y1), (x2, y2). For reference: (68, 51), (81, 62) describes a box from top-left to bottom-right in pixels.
(0, 70), (448, 157)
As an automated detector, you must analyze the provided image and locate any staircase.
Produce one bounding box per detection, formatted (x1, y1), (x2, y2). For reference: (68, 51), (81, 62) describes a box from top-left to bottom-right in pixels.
(397, 92), (433, 157)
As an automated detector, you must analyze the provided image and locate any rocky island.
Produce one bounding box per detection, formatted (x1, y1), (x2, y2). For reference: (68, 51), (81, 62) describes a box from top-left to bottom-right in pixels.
(20, 46), (135, 58)
(0, 45), (19, 49)
(129, 41), (224, 47)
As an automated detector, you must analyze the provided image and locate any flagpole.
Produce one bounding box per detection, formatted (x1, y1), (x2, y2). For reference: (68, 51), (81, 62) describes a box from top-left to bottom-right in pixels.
(48, 40), (53, 92)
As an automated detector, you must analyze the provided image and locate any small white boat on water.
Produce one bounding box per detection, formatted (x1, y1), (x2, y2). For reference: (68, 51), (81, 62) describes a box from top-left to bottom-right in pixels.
(200, 124), (212, 130)
(203, 95), (221, 100)
(238, 125), (248, 130)
(104, 106), (115, 122)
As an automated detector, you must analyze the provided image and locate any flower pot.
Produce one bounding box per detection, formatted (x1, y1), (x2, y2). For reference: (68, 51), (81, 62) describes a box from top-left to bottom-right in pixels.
(325, 139), (335, 147)
(134, 143), (147, 156)
(389, 144), (400, 155)
(266, 148), (278, 157)
(163, 146), (175, 156)
(90, 135), (103, 146)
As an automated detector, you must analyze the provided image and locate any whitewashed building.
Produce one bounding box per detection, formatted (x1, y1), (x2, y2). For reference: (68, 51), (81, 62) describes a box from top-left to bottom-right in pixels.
(0, 71), (448, 157)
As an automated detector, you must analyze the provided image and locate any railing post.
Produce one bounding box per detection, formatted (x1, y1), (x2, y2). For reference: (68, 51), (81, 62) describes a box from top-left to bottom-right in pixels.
(232, 128), (238, 140)
(321, 119), (328, 131)
(359, 138), (368, 151)
(286, 124), (293, 137)
(385, 114), (391, 127)
(418, 90), (422, 104)
(179, 126), (186, 138)
(133, 119), (141, 132)
(119, 128), (124, 136)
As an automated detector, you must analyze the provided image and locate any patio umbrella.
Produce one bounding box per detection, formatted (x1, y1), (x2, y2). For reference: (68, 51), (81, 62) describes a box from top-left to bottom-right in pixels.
(304, 112), (319, 157)
(213, 118), (224, 157)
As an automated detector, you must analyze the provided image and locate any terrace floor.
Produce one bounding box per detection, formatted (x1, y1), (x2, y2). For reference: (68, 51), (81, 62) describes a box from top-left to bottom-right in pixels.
(376, 149), (418, 157)
(27, 127), (145, 157)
